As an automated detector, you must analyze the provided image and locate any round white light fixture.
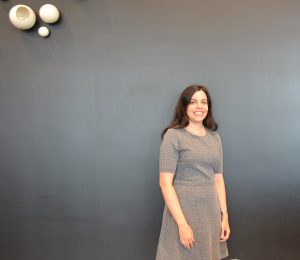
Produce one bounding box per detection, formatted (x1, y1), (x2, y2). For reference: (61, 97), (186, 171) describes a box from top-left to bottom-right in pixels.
(9, 5), (36, 30)
(39, 4), (60, 24)
(38, 26), (50, 37)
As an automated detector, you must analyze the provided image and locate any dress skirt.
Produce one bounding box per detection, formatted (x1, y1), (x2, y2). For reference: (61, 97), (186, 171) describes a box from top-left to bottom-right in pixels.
(156, 180), (228, 260)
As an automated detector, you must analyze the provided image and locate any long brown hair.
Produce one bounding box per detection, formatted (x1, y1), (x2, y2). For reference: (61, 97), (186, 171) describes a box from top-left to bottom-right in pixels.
(162, 84), (218, 137)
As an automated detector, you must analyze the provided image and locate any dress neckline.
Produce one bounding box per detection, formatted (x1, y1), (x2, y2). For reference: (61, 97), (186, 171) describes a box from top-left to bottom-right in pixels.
(183, 127), (208, 138)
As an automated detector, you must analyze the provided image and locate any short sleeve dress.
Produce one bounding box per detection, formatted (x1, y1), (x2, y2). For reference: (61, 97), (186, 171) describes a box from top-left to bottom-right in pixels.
(156, 128), (229, 260)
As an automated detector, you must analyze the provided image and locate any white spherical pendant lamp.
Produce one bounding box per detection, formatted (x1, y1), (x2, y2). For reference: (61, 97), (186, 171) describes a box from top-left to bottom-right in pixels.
(39, 4), (60, 24)
(9, 5), (36, 30)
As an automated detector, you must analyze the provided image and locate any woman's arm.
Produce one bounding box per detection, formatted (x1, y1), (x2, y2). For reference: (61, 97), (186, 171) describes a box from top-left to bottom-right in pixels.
(159, 172), (195, 249)
(214, 173), (230, 242)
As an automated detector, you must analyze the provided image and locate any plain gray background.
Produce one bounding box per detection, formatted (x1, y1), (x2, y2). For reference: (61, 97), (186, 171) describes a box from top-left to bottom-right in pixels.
(1, 0), (300, 259)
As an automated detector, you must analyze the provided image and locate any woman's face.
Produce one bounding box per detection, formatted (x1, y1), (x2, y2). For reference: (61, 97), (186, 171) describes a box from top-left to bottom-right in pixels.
(186, 90), (208, 124)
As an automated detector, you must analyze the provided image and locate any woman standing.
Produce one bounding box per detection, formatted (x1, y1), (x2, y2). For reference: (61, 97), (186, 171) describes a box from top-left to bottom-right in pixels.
(156, 85), (230, 260)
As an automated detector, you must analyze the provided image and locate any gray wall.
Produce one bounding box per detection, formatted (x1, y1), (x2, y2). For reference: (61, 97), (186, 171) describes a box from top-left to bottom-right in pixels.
(1, 0), (300, 259)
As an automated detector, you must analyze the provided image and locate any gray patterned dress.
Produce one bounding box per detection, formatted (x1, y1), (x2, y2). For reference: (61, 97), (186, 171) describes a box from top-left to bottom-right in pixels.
(156, 128), (228, 260)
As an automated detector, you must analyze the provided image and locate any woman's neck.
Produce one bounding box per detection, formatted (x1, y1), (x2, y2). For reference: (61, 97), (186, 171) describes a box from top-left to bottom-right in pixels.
(185, 122), (206, 136)
(186, 122), (204, 131)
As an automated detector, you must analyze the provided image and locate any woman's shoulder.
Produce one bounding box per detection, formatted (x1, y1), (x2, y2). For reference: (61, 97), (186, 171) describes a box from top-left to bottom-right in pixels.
(163, 127), (185, 140)
(165, 127), (185, 135)
(207, 129), (222, 142)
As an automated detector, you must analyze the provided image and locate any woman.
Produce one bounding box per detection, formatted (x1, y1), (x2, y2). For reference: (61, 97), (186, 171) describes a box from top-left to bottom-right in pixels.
(156, 85), (230, 260)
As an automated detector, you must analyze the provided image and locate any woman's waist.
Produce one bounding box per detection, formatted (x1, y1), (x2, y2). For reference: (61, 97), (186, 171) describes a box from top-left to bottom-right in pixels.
(173, 178), (215, 187)
(174, 180), (215, 196)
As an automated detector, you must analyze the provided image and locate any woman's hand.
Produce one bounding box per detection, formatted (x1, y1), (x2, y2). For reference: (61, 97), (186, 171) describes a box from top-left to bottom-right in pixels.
(220, 214), (230, 242)
(178, 223), (195, 250)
